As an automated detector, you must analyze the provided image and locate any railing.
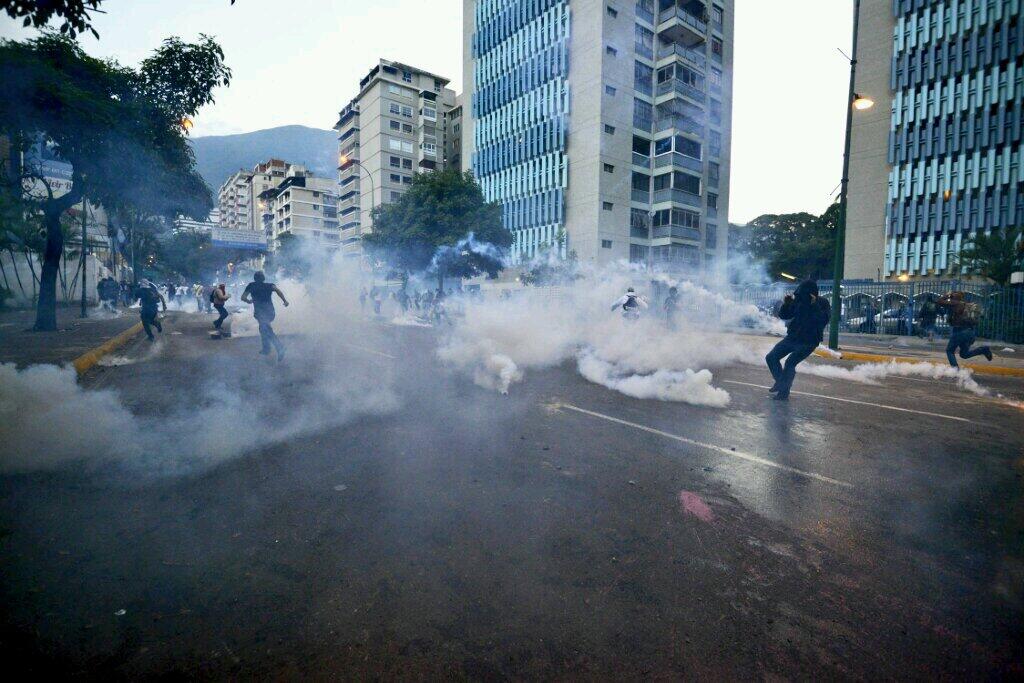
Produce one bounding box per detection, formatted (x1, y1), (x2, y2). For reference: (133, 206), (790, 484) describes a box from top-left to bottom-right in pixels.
(634, 78), (653, 96)
(635, 2), (654, 23)
(631, 188), (651, 203)
(656, 78), (705, 103)
(632, 152), (651, 167)
(658, 6), (707, 35)
(633, 112), (653, 130)
(730, 280), (1024, 344)
(657, 42), (707, 68)
(653, 188), (701, 207)
(654, 152), (702, 173)
(655, 115), (703, 136)
(652, 225), (700, 240)
(635, 42), (654, 60)
(630, 225), (650, 239)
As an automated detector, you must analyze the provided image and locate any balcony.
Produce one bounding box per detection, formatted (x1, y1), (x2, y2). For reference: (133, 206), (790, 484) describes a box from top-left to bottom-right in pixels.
(656, 78), (705, 104)
(633, 111), (653, 131)
(654, 152), (702, 173)
(657, 42), (706, 68)
(631, 225), (651, 239)
(635, 42), (654, 60)
(652, 225), (701, 240)
(655, 115), (703, 137)
(657, 3), (707, 47)
(653, 188), (702, 208)
(635, 2), (654, 24)
(631, 188), (651, 203)
(632, 152), (651, 168)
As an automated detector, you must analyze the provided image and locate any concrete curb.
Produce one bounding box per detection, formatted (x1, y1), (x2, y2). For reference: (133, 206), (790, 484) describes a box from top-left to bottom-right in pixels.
(813, 348), (1024, 378)
(71, 322), (144, 376)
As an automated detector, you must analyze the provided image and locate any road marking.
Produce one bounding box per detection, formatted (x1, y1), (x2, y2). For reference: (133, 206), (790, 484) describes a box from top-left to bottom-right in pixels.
(550, 402), (853, 489)
(723, 380), (972, 423)
(342, 343), (397, 360)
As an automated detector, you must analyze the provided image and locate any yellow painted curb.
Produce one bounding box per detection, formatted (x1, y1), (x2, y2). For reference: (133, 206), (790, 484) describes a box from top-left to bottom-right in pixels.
(72, 322), (145, 376)
(813, 348), (1024, 378)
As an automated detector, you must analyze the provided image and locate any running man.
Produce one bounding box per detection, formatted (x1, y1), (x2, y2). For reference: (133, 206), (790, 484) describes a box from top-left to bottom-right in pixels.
(241, 271), (289, 361)
(663, 286), (680, 330)
(137, 279), (166, 341)
(611, 287), (648, 321)
(765, 279), (831, 401)
(211, 283), (231, 331)
(938, 291), (992, 368)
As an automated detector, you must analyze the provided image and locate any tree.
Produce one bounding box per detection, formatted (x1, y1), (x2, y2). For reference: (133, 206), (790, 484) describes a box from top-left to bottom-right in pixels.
(734, 203), (838, 281)
(364, 169), (512, 290)
(0, 33), (231, 329)
(957, 225), (1024, 286)
(2, 0), (237, 39)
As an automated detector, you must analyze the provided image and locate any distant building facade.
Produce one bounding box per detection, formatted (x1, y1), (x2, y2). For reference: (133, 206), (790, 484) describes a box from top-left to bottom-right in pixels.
(173, 208), (221, 235)
(260, 165), (339, 247)
(846, 0), (1023, 281)
(333, 59), (458, 257)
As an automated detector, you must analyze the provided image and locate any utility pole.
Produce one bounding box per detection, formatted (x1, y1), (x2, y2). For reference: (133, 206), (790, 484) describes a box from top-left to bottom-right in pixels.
(80, 196), (88, 318)
(828, 0), (863, 350)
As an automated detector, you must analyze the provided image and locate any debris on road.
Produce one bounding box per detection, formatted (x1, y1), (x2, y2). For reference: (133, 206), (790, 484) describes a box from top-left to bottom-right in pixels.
(115, 609), (126, 616)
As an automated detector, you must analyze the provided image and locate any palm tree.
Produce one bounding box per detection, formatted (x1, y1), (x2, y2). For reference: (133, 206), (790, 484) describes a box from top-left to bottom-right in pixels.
(957, 226), (1024, 286)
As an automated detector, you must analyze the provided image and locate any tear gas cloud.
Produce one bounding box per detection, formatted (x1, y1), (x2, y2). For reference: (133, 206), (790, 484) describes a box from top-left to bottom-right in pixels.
(0, 253), (397, 476)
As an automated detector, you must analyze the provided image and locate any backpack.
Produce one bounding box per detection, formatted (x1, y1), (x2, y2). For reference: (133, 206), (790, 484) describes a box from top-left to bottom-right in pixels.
(623, 294), (638, 310)
(209, 290), (217, 304)
(959, 301), (982, 327)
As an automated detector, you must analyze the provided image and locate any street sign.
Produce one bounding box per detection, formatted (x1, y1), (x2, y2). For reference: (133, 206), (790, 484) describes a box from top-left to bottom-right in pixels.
(211, 228), (267, 251)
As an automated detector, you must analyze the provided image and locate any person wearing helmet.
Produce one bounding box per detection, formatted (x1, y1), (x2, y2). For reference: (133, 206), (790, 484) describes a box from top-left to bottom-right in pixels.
(611, 287), (648, 321)
(765, 279), (831, 400)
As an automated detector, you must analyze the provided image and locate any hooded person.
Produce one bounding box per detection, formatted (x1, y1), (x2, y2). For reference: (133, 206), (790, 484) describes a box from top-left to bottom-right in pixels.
(611, 287), (648, 321)
(937, 291), (992, 368)
(136, 279), (166, 341)
(765, 279), (831, 401)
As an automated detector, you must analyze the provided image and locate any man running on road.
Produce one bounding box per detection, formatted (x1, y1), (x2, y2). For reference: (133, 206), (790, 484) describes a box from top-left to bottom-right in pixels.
(765, 279), (830, 401)
(211, 283), (231, 331)
(137, 280), (167, 341)
(241, 271), (289, 361)
(938, 291), (992, 368)
(611, 287), (648, 321)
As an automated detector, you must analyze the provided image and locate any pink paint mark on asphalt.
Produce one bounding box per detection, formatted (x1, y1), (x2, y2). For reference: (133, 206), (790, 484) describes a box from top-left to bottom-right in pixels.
(679, 491), (714, 523)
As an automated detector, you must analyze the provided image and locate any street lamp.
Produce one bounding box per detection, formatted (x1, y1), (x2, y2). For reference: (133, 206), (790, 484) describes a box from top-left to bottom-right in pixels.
(828, 0), (868, 351)
(339, 153), (375, 238)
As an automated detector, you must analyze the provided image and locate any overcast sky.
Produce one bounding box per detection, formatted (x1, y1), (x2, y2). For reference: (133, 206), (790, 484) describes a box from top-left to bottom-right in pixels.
(1, 0), (854, 224)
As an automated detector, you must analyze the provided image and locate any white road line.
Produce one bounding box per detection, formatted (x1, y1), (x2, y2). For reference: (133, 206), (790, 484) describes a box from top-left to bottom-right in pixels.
(723, 380), (972, 423)
(342, 343), (397, 360)
(551, 402), (854, 489)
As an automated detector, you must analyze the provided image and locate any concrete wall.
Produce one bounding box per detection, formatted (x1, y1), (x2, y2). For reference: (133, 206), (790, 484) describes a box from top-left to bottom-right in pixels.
(844, 0), (895, 281)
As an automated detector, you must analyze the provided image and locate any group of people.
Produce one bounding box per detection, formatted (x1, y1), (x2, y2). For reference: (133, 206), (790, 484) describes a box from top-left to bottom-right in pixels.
(130, 272), (289, 362)
(610, 279), (995, 402)
(95, 277), (135, 311)
(359, 286), (454, 324)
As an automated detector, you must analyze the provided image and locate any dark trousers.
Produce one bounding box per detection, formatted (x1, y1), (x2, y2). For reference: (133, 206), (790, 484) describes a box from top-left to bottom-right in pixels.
(214, 304), (229, 329)
(258, 320), (284, 355)
(766, 337), (817, 398)
(946, 328), (989, 368)
(141, 311), (162, 339)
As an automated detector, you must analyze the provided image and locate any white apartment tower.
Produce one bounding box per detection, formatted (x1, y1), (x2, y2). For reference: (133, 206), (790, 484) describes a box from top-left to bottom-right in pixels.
(259, 165), (340, 247)
(462, 0), (735, 271)
(333, 59), (458, 257)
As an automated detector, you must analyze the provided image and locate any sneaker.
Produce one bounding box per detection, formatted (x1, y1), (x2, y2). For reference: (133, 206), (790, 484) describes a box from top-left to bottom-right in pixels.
(768, 383), (779, 393)
(771, 392), (789, 401)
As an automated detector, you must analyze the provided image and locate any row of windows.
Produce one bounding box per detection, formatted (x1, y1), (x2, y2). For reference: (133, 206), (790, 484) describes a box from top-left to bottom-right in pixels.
(887, 183), (1024, 237)
(475, 1), (567, 87)
(514, 224), (564, 262)
(473, 0), (566, 56)
(475, 78), (569, 154)
(474, 115), (567, 176)
(501, 188), (564, 232)
(473, 40), (569, 118)
(892, 18), (1023, 90)
(479, 151), (567, 205)
(890, 102), (1022, 164)
(892, 57), (1024, 127)
(889, 146), (1021, 201)
(894, 0), (1017, 52)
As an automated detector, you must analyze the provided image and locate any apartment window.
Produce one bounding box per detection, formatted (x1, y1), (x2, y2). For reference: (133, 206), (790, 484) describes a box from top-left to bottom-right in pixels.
(390, 173), (401, 183)
(423, 142), (437, 156)
(602, 240), (613, 249)
(422, 107), (437, 120)
(606, 46), (618, 57)
(605, 84), (617, 96)
(711, 37), (723, 61)
(402, 123), (413, 133)
(402, 176), (413, 185)
(602, 201), (614, 211)
(708, 162), (720, 184)
(434, 79), (442, 92)
(603, 163), (615, 173)
(607, 6), (618, 18)
(710, 99), (722, 125)
(390, 155), (401, 168)
(705, 224), (717, 248)
(390, 120), (401, 131)
(389, 102), (401, 115)
(390, 191), (403, 201)
(401, 70), (412, 83)
(711, 4), (723, 27)
(707, 192), (718, 217)
(604, 124), (616, 135)
(632, 135), (650, 156)
(402, 158), (413, 170)
(634, 61), (653, 95)
(709, 67), (723, 88)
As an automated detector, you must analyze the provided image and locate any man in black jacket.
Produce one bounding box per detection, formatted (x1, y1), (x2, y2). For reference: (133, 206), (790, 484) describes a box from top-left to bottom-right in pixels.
(765, 279), (831, 401)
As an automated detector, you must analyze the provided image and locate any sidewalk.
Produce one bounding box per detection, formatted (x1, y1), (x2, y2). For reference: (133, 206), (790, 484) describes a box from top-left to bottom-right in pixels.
(833, 331), (1024, 373)
(0, 307), (142, 368)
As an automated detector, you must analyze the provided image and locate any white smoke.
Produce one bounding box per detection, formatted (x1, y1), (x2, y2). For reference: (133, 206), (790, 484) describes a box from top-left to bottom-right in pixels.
(800, 359), (991, 397)
(0, 254), (398, 476)
(435, 262), (778, 405)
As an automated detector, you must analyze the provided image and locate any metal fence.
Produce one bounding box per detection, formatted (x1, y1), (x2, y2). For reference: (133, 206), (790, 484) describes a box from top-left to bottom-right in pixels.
(730, 280), (1024, 344)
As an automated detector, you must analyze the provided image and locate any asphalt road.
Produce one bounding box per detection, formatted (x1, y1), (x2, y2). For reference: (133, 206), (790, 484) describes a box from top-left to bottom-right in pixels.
(2, 312), (1023, 679)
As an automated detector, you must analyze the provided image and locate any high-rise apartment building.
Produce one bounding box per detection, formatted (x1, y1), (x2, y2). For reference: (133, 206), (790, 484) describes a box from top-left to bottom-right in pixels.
(333, 59), (458, 257)
(462, 0), (735, 269)
(259, 165), (339, 247)
(217, 159), (290, 233)
(846, 0), (1023, 281)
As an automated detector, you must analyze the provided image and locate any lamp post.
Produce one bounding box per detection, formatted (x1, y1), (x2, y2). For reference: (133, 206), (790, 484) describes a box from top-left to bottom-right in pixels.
(80, 196), (88, 318)
(828, 0), (873, 350)
(339, 154), (375, 238)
